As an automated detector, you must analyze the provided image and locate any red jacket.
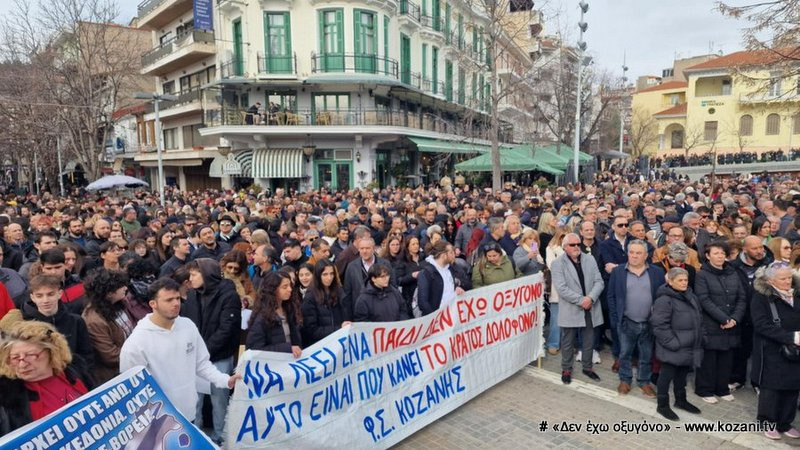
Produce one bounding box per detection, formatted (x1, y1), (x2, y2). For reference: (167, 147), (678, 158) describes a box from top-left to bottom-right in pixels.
(0, 282), (15, 320)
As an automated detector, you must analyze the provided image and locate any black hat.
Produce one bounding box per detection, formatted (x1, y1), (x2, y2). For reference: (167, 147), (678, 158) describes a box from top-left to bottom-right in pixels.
(662, 215), (680, 224)
(348, 217), (360, 224)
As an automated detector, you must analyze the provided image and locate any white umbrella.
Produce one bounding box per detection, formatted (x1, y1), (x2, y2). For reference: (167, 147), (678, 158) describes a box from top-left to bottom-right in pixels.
(85, 175), (149, 191)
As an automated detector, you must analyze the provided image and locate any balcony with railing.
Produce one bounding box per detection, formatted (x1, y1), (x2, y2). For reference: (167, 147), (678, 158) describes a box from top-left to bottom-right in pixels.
(398, 0), (421, 29)
(203, 106), (511, 142)
(221, 57), (246, 79)
(256, 52), (297, 77)
(145, 88), (204, 120)
(419, 15), (445, 42)
(141, 29), (216, 76)
(310, 53), (399, 79)
(137, 0), (192, 29)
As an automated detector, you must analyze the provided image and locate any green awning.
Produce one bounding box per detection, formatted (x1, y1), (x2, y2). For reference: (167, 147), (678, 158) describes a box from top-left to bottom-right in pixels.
(455, 147), (564, 175)
(409, 136), (492, 154)
(514, 144), (593, 170)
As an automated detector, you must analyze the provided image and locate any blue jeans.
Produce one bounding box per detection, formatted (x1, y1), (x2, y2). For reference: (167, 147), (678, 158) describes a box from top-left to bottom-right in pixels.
(546, 303), (560, 350)
(195, 356), (233, 442)
(618, 317), (653, 386)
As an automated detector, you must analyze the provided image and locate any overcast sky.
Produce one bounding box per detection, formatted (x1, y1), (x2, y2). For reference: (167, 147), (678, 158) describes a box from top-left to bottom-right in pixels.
(2, 0), (749, 79)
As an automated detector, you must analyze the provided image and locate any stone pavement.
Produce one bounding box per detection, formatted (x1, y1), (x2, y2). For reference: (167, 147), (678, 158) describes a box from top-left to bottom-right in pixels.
(394, 348), (800, 449)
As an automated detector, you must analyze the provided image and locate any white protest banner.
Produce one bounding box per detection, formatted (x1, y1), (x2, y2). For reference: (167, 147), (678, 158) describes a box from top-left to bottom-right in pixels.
(0, 366), (216, 450)
(226, 273), (544, 448)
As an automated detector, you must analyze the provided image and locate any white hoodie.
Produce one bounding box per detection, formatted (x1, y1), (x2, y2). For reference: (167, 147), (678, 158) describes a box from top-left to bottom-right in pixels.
(120, 314), (230, 421)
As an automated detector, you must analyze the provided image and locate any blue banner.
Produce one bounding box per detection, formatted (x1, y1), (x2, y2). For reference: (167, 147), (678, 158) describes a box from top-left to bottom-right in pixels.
(193, 0), (213, 31)
(0, 367), (216, 450)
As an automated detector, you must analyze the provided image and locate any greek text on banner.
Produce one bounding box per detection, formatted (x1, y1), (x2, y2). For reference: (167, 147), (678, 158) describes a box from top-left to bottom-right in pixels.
(0, 367), (216, 450)
(227, 273), (545, 448)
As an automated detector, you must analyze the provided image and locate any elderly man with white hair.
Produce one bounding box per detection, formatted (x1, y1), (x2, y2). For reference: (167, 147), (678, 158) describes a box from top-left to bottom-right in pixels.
(551, 232), (605, 385)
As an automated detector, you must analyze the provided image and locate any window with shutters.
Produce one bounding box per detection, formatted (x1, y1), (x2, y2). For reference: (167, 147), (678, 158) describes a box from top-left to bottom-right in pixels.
(263, 12), (293, 73)
(766, 113), (780, 135)
(422, 44), (428, 80)
(432, 46), (439, 94)
(400, 34), (411, 84)
(739, 115), (753, 136)
(444, 60), (453, 101)
(704, 121), (718, 141)
(457, 66), (465, 105)
(319, 9), (344, 71)
(354, 10), (377, 73)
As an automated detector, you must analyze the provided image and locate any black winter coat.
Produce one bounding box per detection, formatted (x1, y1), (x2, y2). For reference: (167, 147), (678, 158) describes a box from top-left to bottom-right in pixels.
(417, 260), (457, 316)
(695, 262), (747, 350)
(650, 284), (704, 367)
(189, 241), (231, 262)
(353, 283), (409, 322)
(21, 301), (94, 371)
(750, 274), (800, 390)
(301, 288), (346, 346)
(0, 364), (94, 438)
(394, 257), (422, 307)
(245, 307), (302, 353)
(181, 258), (242, 361)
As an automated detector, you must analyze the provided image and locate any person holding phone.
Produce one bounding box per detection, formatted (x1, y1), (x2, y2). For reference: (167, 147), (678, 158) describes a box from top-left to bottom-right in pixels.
(513, 229), (543, 276)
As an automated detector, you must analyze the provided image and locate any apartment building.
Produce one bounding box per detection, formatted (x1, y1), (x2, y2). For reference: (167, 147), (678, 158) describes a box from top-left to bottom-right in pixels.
(135, 0), (222, 190)
(134, 0), (538, 191)
(632, 48), (800, 155)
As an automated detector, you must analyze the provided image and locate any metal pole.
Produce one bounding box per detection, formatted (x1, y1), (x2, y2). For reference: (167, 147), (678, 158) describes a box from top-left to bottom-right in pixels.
(573, 6), (586, 184)
(618, 65), (627, 154)
(154, 97), (165, 206)
(33, 151), (40, 196)
(57, 135), (65, 197)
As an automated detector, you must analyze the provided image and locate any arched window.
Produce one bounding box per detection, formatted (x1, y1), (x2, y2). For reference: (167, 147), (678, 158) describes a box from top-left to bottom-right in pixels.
(739, 115), (753, 136)
(766, 113), (781, 135)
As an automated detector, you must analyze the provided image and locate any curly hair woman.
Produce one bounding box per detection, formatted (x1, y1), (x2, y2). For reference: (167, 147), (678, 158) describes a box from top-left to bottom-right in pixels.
(0, 321), (94, 436)
(81, 268), (135, 384)
(245, 271), (302, 357)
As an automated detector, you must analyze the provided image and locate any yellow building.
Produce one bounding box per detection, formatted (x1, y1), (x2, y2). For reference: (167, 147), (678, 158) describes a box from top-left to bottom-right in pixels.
(632, 48), (800, 156)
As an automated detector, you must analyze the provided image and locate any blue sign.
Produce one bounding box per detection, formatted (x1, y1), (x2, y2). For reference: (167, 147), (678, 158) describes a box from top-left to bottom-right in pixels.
(193, 0), (213, 31)
(0, 367), (217, 450)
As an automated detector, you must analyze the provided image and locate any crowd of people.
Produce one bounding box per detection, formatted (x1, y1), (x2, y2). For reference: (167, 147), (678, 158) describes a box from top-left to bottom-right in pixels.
(653, 148), (800, 168)
(1, 171), (800, 442)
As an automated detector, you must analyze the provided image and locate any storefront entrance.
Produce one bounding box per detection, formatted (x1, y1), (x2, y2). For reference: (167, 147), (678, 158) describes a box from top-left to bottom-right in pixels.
(315, 160), (352, 191)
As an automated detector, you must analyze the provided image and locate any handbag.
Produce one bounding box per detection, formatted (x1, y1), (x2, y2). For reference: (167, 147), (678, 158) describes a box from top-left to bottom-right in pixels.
(767, 300), (800, 362)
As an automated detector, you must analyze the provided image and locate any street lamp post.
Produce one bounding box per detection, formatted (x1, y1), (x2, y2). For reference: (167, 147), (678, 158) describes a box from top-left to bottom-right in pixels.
(56, 135), (65, 197)
(134, 92), (178, 206)
(619, 60), (629, 154)
(573, 1), (589, 184)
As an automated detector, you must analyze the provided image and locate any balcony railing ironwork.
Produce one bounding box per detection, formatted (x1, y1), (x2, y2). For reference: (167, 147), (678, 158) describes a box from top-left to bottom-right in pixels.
(310, 53), (399, 79)
(256, 52), (297, 75)
(203, 107), (513, 142)
(420, 14), (443, 33)
(399, 0), (421, 22)
(138, 0), (167, 18)
(141, 29), (214, 67)
(221, 57), (246, 78)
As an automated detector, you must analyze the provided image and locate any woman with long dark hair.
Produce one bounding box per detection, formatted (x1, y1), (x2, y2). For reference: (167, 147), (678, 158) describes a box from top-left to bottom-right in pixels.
(81, 268), (135, 384)
(301, 260), (349, 346)
(155, 228), (174, 265)
(246, 271), (303, 357)
(752, 215), (773, 245)
(395, 235), (423, 309)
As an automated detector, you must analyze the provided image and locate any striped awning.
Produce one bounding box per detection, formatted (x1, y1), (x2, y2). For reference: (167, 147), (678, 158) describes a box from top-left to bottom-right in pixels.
(234, 149), (252, 177)
(252, 148), (303, 178)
